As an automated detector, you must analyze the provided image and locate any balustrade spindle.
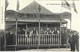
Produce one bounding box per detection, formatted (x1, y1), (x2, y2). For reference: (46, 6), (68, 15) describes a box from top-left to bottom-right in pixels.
(51, 34), (53, 45)
(24, 34), (25, 45)
(55, 35), (57, 44)
(54, 35), (56, 44)
(46, 35), (47, 44)
(49, 35), (50, 44)
(47, 35), (48, 44)
(24, 35), (26, 45)
(49, 35), (51, 45)
(57, 35), (58, 44)
(59, 35), (60, 44)
(48, 35), (49, 44)
(56, 35), (57, 44)
(44, 35), (45, 44)
(58, 35), (59, 44)
(50, 35), (51, 44)
(51, 35), (52, 44)
(17, 35), (18, 45)
(53, 35), (54, 44)
(18, 35), (20, 45)
(25, 36), (27, 45)
(20, 36), (21, 45)
(22, 35), (23, 45)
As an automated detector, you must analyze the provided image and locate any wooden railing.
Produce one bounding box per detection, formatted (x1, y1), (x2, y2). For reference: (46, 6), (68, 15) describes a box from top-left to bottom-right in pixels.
(17, 34), (61, 46)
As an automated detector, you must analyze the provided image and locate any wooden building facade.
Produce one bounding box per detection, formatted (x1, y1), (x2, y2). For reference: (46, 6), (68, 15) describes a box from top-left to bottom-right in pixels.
(5, 1), (71, 50)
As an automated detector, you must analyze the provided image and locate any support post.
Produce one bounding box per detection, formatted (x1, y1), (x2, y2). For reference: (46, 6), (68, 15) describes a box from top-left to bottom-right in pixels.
(25, 24), (28, 45)
(60, 15), (62, 45)
(38, 5), (41, 47)
(66, 23), (68, 30)
(15, 17), (18, 51)
(4, 9), (6, 51)
(70, 19), (72, 31)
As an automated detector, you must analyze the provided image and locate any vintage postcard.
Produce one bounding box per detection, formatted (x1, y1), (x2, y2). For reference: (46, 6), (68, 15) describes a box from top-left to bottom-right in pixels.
(0, 0), (80, 52)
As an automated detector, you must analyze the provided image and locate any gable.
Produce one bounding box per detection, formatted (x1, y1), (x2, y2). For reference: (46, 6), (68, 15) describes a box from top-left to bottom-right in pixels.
(19, 1), (53, 14)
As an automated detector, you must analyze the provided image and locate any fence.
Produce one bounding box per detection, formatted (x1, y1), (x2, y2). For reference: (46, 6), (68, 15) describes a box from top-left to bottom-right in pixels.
(17, 34), (61, 47)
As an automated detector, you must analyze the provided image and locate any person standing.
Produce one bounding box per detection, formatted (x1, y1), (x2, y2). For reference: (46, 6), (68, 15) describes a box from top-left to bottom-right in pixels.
(68, 33), (73, 51)
(71, 33), (76, 51)
(75, 32), (79, 51)
(44, 28), (52, 35)
(52, 27), (59, 34)
(24, 28), (30, 37)
(40, 28), (44, 34)
(30, 28), (38, 35)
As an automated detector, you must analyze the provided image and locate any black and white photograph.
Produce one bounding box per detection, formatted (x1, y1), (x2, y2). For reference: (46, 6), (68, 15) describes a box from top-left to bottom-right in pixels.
(0, 0), (80, 52)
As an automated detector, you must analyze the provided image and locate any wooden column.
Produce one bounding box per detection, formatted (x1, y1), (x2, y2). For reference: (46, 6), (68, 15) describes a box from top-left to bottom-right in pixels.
(60, 14), (62, 45)
(66, 23), (68, 30)
(25, 24), (28, 35)
(38, 13), (40, 47)
(15, 17), (18, 50)
(4, 9), (6, 51)
(66, 23), (69, 44)
(70, 19), (72, 31)
(38, 5), (41, 47)
(25, 24), (28, 45)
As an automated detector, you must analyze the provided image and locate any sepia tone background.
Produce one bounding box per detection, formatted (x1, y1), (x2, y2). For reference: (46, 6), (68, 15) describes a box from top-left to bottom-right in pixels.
(0, 0), (80, 51)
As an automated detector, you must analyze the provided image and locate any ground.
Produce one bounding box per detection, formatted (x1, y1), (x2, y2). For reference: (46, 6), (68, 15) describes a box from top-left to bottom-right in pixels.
(17, 48), (79, 52)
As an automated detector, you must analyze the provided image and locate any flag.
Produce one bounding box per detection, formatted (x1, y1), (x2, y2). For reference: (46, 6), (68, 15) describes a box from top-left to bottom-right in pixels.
(61, 0), (71, 10)
(72, 0), (77, 13)
(5, 0), (9, 10)
(16, 0), (19, 11)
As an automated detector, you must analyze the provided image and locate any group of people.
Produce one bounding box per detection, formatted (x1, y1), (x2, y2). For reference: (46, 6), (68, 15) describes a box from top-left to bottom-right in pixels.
(44, 28), (59, 35)
(68, 31), (79, 51)
(22, 27), (60, 35)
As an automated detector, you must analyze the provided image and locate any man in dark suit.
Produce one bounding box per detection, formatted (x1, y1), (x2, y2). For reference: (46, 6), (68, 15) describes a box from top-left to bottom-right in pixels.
(75, 32), (79, 51)
(71, 34), (76, 51)
(68, 32), (73, 51)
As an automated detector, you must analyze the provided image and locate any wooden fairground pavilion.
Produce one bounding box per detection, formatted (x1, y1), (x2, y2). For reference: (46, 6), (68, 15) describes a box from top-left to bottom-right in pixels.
(5, 1), (71, 50)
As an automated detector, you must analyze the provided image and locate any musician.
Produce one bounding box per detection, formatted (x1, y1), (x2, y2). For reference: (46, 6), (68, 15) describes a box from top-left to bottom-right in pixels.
(44, 28), (52, 35)
(30, 28), (38, 35)
(24, 28), (30, 37)
(52, 27), (59, 34)
(40, 28), (44, 34)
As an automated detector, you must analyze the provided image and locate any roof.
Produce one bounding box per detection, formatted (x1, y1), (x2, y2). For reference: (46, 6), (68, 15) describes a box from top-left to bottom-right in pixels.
(19, 1), (53, 14)
(5, 1), (71, 23)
